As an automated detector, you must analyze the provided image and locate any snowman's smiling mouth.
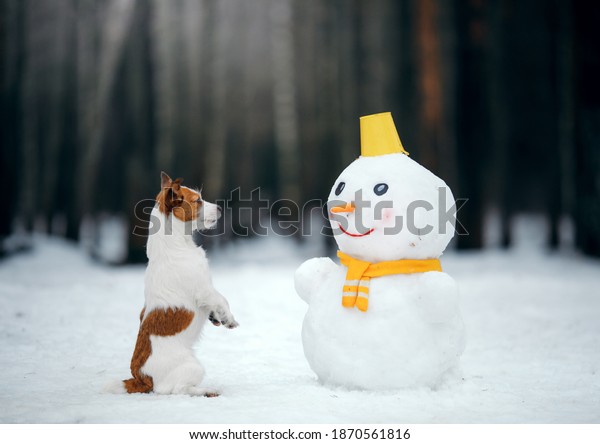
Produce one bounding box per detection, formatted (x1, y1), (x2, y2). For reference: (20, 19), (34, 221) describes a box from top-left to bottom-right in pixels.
(338, 224), (375, 237)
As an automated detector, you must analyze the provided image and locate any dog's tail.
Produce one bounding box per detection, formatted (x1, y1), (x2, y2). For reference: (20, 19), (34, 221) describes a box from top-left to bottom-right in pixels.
(123, 377), (153, 393)
(102, 378), (153, 394)
(103, 378), (153, 394)
(103, 377), (153, 394)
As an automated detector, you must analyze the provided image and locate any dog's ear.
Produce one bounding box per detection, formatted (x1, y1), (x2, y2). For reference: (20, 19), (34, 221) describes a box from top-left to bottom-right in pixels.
(158, 172), (185, 213)
(171, 177), (183, 194)
(164, 187), (184, 212)
(161, 171), (172, 190)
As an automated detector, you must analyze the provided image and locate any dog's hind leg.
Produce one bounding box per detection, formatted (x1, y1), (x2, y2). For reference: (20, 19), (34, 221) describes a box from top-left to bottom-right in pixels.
(170, 361), (220, 397)
(153, 359), (209, 396)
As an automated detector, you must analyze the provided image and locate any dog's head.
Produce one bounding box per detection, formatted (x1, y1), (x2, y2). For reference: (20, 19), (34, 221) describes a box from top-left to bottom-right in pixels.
(156, 172), (221, 231)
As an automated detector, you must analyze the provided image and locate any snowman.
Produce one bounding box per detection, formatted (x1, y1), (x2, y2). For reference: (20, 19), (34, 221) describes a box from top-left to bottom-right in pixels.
(295, 112), (465, 390)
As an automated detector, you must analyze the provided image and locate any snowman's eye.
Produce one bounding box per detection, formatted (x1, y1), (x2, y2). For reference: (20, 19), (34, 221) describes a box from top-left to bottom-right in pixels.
(335, 182), (345, 196)
(374, 183), (388, 196)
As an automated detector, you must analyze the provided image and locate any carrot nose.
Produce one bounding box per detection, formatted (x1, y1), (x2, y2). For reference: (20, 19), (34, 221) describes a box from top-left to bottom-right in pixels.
(331, 202), (355, 214)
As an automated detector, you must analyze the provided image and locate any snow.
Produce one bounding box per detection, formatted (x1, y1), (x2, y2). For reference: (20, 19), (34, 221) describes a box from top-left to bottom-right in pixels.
(0, 235), (599, 423)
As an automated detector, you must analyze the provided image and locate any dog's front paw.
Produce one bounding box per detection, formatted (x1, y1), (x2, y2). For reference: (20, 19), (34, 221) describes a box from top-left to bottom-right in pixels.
(224, 318), (239, 329)
(208, 308), (239, 329)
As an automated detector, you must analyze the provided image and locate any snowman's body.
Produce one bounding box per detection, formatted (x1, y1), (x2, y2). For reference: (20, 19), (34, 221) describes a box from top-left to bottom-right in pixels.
(296, 258), (464, 389)
(295, 138), (465, 390)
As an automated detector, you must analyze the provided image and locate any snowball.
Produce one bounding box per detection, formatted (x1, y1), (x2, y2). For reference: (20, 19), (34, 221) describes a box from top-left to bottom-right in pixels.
(328, 153), (456, 262)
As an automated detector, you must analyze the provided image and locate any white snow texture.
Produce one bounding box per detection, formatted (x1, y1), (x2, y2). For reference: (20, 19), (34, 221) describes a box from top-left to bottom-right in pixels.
(0, 234), (599, 423)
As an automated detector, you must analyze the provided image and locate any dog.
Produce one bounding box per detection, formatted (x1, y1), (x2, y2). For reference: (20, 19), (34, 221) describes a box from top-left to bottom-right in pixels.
(113, 172), (238, 396)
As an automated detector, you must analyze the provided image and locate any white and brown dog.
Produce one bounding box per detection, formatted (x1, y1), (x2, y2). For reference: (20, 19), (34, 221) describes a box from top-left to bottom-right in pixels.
(114, 172), (237, 396)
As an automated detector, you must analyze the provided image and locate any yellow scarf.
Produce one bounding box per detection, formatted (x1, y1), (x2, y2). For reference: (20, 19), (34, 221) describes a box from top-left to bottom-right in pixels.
(337, 251), (442, 312)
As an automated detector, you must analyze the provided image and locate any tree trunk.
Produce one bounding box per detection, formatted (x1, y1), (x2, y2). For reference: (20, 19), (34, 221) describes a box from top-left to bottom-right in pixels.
(573, 0), (600, 256)
(0, 0), (25, 250)
(78, 0), (137, 216)
(57, 0), (81, 240)
(453, 0), (488, 249)
(126, 0), (156, 263)
(271, 0), (300, 205)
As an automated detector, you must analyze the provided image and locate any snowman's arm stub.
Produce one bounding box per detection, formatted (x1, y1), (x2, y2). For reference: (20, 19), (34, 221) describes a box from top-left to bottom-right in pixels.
(417, 271), (461, 323)
(295, 257), (337, 304)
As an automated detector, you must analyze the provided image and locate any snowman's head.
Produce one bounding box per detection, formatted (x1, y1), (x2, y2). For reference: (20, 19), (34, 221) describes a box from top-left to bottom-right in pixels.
(328, 153), (456, 262)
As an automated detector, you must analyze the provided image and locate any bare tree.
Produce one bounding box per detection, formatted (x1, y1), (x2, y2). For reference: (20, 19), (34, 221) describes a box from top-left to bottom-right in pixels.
(270, 0), (300, 204)
(0, 0), (26, 250)
(78, 0), (137, 216)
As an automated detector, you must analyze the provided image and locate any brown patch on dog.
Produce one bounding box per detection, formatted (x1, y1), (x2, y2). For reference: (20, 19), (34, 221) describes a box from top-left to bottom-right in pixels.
(172, 187), (202, 222)
(123, 307), (195, 394)
(156, 172), (203, 221)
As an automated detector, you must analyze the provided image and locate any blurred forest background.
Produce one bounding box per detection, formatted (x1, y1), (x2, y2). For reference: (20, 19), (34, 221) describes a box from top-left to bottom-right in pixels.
(1, 0), (599, 263)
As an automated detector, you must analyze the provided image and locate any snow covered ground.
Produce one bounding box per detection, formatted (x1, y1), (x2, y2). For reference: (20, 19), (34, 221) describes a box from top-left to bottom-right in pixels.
(0, 235), (599, 423)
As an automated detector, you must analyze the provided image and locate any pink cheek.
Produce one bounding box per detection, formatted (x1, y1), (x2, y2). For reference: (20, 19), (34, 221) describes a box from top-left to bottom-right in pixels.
(374, 208), (395, 229)
(383, 208), (395, 222)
